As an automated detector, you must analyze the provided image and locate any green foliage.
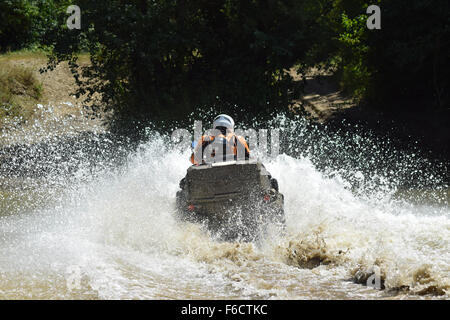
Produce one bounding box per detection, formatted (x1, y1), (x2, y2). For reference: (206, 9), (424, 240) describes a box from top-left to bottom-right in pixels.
(337, 13), (371, 99)
(0, 0), (72, 52)
(328, 0), (449, 109)
(5, 0), (445, 131)
(47, 0), (331, 129)
(367, 0), (450, 110)
(0, 0), (36, 52)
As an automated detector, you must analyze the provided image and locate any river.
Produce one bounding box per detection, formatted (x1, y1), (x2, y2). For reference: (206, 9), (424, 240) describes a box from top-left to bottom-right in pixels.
(0, 114), (448, 299)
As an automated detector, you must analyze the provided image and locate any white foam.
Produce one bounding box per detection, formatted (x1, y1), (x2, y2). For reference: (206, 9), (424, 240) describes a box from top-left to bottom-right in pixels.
(0, 130), (448, 299)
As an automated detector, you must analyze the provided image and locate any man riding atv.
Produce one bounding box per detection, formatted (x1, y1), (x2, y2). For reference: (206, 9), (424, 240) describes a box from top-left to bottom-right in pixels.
(190, 114), (250, 165)
(178, 114), (284, 242)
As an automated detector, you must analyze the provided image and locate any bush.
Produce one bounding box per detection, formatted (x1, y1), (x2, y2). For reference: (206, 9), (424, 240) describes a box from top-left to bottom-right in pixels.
(327, 0), (449, 110)
(46, 0), (332, 130)
(42, 0), (449, 133)
(367, 0), (450, 110)
(0, 63), (42, 126)
(0, 0), (71, 53)
(0, 0), (37, 52)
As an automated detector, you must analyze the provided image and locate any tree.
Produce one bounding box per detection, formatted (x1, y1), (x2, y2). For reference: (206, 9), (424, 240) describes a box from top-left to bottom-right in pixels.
(0, 0), (36, 52)
(0, 0), (72, 52)
(46, 0), (331, 131)
(323, 0), (449, 109)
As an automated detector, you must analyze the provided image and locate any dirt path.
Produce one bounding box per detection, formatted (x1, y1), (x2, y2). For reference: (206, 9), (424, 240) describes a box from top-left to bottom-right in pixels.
(289, 68), (356, 122)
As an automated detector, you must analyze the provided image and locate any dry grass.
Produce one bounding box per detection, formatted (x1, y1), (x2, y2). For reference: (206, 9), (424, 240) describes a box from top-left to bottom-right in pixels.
(0, 50), (91, 109)
(0, 50), (106, 142)
(0, 60), (43, 126)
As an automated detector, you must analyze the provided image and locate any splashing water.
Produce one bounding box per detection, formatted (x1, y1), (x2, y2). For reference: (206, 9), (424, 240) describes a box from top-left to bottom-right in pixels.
(0, 112), (448, 299)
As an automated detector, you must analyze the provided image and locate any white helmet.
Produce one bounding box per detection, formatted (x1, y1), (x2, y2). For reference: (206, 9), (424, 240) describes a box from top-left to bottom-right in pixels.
(213, 114), (234, 129)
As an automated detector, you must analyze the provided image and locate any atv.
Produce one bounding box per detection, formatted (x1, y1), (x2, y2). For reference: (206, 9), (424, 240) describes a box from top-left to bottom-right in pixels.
(175, 159), (285, 242)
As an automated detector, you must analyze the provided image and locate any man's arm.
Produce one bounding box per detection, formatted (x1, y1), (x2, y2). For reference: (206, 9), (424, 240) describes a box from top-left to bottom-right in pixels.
(236, 136), (250, 160)
(190, 136), (213, 165)
(190, 137), (203, 164)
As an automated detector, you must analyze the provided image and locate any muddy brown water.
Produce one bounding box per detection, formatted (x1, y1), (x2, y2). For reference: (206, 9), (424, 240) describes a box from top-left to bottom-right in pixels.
(0, 114), (448, 299)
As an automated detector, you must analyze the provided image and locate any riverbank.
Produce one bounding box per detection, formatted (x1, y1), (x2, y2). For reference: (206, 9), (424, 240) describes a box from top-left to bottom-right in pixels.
(1, 53), (448, 298)
(1, 51), (448, 167)
(0, 50), (106, 146)
(293, 69), (450, 165)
